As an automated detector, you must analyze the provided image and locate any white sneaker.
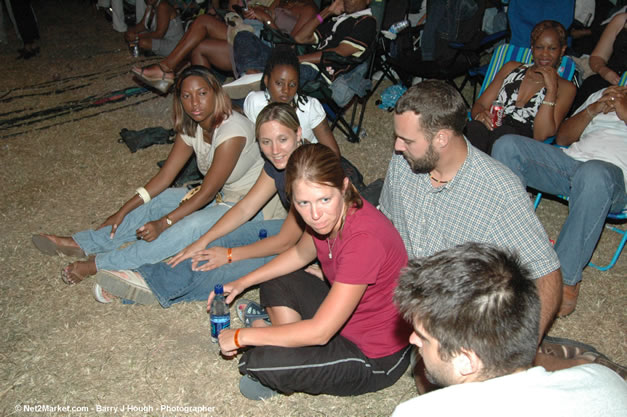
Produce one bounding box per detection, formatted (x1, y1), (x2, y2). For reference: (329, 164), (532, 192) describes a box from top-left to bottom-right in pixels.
(222, 73), (263, 99)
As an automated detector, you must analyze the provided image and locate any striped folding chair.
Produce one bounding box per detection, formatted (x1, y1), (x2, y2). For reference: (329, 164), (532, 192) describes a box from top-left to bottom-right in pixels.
(533, 71), (627, 271)
(470, 43), (576, 146)
(477, 43), (576, 99)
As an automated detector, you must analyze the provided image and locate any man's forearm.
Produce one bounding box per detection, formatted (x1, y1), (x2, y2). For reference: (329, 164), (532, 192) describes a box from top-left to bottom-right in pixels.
(555, 109), (588, 146)
(298, 51), (322, 64)
(292, 5), (334, 43)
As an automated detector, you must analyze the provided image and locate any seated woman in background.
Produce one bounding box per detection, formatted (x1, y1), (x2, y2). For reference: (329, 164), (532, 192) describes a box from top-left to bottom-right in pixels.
(572, 12), (626, 112)
(132, 0), (318, 93)
(90, 103), (305, 306)
(244, 46), (340, 155)
(212, 144), (411, 401)
(32, 66), (263, 285)
(124, 0), (184, 57)
(244, 46), (368, 193)
(466, 20), (576, 154)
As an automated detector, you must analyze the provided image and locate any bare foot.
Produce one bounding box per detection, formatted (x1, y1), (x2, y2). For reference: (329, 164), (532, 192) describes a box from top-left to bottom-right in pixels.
(32, 234), (85, 257)
(61, 257), (97, 285)
(93, 283), (116, 303)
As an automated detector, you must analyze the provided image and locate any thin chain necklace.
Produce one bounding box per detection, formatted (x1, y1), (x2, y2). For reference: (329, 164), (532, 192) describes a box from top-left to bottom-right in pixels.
(327, 236), (338, 259)
(429, 173), (449, 184)
(326, 205), (348, 259)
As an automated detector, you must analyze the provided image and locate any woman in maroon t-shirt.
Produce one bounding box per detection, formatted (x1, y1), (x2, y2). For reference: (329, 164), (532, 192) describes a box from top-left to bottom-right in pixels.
(209, 143), (411, 400)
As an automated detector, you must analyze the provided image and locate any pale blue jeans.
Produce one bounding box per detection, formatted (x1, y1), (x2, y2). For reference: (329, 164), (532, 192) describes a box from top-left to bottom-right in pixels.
(138, 219), (284, 307)
(73, 187), (258, 271)
(492, 135), (627, 285)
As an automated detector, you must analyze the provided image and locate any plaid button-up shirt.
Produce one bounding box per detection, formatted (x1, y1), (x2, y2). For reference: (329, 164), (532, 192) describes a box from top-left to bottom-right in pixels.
(380, 141), (559, 280)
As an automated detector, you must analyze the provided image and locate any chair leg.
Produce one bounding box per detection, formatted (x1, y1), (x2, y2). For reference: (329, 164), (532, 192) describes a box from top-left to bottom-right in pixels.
(533, 193), (543, 210)
(446, 79), (470, 108)
(534, 190), (626, 271)
(588, 226), (627, 271)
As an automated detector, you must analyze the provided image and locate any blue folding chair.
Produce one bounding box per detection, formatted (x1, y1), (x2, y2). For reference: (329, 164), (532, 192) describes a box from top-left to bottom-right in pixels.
(507, 0), (574, 48)
(533, 71), (627, 271)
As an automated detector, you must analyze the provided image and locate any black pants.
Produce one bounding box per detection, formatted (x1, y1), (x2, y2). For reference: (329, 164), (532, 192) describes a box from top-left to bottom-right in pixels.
(238, 270), (411, 396)
(571, 74), (610, 115)
(8, 0), (39, 45)
(465, 119), (532, 154)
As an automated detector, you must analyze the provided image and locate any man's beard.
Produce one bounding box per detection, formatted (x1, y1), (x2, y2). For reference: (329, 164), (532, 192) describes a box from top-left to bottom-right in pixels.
(403, 141), (439, 174)
(423, 358), (452, 388)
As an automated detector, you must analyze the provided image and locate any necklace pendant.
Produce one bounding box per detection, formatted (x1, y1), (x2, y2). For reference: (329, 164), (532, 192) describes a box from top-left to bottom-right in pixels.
(328, 252), (332, 259)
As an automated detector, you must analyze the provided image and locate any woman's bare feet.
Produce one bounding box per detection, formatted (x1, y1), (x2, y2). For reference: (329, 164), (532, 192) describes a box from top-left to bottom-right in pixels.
(32, 234), (85, 257)
(93, 283), (116, 303)
(61, 257), (97, 285)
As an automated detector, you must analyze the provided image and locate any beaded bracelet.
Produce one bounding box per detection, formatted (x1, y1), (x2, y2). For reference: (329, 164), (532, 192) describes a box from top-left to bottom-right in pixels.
(136, 187), (151, 204)
(234, 328), (241, 348)
(227, 248), (233, 264)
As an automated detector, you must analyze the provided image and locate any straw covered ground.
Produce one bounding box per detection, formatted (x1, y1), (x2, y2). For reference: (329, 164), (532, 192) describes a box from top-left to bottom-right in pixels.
(0, 1), (625, 416)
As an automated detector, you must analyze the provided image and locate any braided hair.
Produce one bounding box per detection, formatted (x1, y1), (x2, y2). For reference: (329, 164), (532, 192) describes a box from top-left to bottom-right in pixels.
(261, 46), (309, 110)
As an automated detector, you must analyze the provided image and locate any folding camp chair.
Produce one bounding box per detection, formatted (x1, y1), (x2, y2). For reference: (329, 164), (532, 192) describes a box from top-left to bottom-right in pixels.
(532, 71), (627, 271)
(381, 0), (508, 107)
(477, 43), (577, 99)
(507, 0), (575, 48)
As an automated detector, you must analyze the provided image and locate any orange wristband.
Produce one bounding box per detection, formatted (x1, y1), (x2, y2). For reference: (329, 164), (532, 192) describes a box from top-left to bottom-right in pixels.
(227, 248), (233, 264)
(234, 328), (241, 348)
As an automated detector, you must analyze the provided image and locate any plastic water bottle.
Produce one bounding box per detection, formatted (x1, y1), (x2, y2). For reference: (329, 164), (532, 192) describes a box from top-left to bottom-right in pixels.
(258, 228), (267, 239)
(130, 37), (140, 58)
(389, 20), (410, 35)
(210, 284), (230, 343)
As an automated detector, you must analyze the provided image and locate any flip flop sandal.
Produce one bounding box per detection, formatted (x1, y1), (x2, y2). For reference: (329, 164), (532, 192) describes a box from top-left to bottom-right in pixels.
(131, 63), (174, 94)
(538, 335), (602, 359)
(235, 298), (270, 327)
(95, 270), (158, 305)
(32, 234), (85, 257)
(93, 283), (115, 304)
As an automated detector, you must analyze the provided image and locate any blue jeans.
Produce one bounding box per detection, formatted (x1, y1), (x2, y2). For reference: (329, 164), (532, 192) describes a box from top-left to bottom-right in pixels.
(232, 31), (319, 88)
(73, 187), (249, 271)
(137, 219), (284, 307)
(233, 31), (271, 76)
(492, 135), (627, 285)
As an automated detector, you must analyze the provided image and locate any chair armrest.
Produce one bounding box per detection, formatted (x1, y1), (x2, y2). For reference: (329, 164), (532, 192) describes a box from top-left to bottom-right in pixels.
(320, 50), (363, 67)
(260, 25), (297, 45)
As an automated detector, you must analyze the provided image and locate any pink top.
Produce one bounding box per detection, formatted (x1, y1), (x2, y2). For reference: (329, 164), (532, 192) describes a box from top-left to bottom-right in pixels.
(313, 200), (411, 358)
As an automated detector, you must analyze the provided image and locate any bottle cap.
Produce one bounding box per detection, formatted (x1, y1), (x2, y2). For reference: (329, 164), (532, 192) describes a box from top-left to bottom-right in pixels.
(214, 284), (224, 295)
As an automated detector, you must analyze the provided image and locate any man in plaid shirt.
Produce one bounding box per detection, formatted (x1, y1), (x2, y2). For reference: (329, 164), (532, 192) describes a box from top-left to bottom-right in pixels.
(380, 80), (567, 393)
